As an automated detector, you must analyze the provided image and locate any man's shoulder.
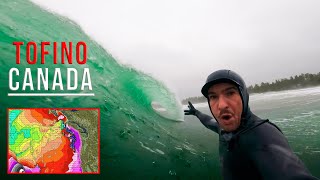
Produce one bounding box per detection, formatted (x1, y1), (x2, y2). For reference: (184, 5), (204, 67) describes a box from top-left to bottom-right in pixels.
(239, 120), (287, 148)
(253, 120), (283, 135)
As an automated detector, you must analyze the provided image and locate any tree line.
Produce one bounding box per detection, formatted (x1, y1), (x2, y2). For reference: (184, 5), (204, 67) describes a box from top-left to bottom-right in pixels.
(182, 72), (320, 104)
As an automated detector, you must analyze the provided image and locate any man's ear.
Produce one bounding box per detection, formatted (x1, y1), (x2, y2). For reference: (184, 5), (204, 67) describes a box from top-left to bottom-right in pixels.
(236, 86), (246, 117)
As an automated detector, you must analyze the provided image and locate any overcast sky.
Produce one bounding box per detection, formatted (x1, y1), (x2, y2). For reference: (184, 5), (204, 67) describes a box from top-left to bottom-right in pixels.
(31, 0), (320, 99)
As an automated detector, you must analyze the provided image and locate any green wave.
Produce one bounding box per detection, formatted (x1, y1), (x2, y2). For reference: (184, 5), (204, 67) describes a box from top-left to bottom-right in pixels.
(1, 0), (218, 178)
(0, 0), (183, 122)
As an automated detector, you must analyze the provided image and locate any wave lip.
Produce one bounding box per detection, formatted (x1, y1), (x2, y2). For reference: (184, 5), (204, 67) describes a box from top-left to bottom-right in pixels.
(151, 101), (184, 122)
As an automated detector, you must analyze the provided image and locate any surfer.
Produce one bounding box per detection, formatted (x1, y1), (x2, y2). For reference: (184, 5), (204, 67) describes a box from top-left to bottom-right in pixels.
(184, 69), (318, 180)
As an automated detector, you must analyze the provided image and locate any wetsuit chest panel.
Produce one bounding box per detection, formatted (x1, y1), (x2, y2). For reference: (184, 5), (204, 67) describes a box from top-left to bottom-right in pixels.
(219, 133), (262, 179)
(221, 147), (261, 179)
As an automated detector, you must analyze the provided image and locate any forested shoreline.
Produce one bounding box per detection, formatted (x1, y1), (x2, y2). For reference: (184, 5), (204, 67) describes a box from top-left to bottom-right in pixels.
(182, 72), (320, 104)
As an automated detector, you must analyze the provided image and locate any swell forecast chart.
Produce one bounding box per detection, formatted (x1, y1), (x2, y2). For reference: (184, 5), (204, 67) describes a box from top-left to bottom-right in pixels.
(8, 108), (100, 174)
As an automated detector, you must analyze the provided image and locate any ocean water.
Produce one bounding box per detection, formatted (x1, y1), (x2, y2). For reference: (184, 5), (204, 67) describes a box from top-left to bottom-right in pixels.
(0, 0), (319, 179)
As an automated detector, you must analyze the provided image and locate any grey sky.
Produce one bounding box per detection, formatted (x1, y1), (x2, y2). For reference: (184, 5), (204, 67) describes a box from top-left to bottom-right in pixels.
(32, 0), (320, 99)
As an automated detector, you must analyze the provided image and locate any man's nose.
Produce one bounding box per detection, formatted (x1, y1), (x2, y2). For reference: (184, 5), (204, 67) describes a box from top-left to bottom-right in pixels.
(218, 95), (228, 110)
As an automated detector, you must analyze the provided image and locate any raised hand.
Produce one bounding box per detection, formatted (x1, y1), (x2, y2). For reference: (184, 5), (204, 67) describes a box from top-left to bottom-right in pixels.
(184, 101), (197, 115)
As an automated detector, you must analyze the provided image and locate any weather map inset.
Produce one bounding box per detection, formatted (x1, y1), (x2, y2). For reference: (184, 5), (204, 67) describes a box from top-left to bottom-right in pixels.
(8, 108), (100, 174)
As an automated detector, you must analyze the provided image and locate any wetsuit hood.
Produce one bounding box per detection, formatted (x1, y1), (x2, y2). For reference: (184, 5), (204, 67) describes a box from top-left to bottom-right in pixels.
(201, 69), (252, 124)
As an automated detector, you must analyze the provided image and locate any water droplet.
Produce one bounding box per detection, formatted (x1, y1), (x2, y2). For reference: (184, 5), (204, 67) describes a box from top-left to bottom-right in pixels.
(169, 170), (176, 176)
(185, 160), (191, 167)
(152, 161), (156, 167)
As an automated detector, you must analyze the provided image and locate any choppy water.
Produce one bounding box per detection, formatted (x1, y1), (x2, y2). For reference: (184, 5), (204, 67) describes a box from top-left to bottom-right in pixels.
(0, 0), (319, 179)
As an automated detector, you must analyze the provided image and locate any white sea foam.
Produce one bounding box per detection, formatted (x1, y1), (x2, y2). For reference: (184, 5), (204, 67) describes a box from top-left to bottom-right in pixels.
(139, 141), (156, 153)
(155, 149), (165, 155)
(156, 141), (166, 147)
(250, 86), (320, 102)
(139, 141), (165, 155)
(293, 110), (320, 120)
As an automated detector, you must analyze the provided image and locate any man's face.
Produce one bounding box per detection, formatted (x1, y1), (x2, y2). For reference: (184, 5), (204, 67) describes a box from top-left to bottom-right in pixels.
(208, 83), (243, 132)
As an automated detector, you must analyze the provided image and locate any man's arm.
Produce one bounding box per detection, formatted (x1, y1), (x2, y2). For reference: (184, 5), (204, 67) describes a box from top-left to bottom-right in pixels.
(184, 101), (219, 133)
(245, 123), (318, 180)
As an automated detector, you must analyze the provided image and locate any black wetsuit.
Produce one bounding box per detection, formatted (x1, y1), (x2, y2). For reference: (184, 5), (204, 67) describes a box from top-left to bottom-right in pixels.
(193, 69), (318, 180)
(195, 109), (318, 180)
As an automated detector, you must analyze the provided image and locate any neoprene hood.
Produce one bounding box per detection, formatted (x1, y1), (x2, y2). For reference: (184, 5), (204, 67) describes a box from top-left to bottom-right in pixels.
(201, 69), (250, 119)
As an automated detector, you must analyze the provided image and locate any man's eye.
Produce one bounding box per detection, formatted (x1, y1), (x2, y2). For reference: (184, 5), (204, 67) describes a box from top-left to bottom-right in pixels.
(209, 95), (218, 100)
(226, 91), (235, 96)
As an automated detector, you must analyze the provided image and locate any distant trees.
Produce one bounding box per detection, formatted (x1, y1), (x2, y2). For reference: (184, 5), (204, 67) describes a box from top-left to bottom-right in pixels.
(181, 96), (207, 105)
(182, 72), (320, 104)
(247, 72), (320, 93)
